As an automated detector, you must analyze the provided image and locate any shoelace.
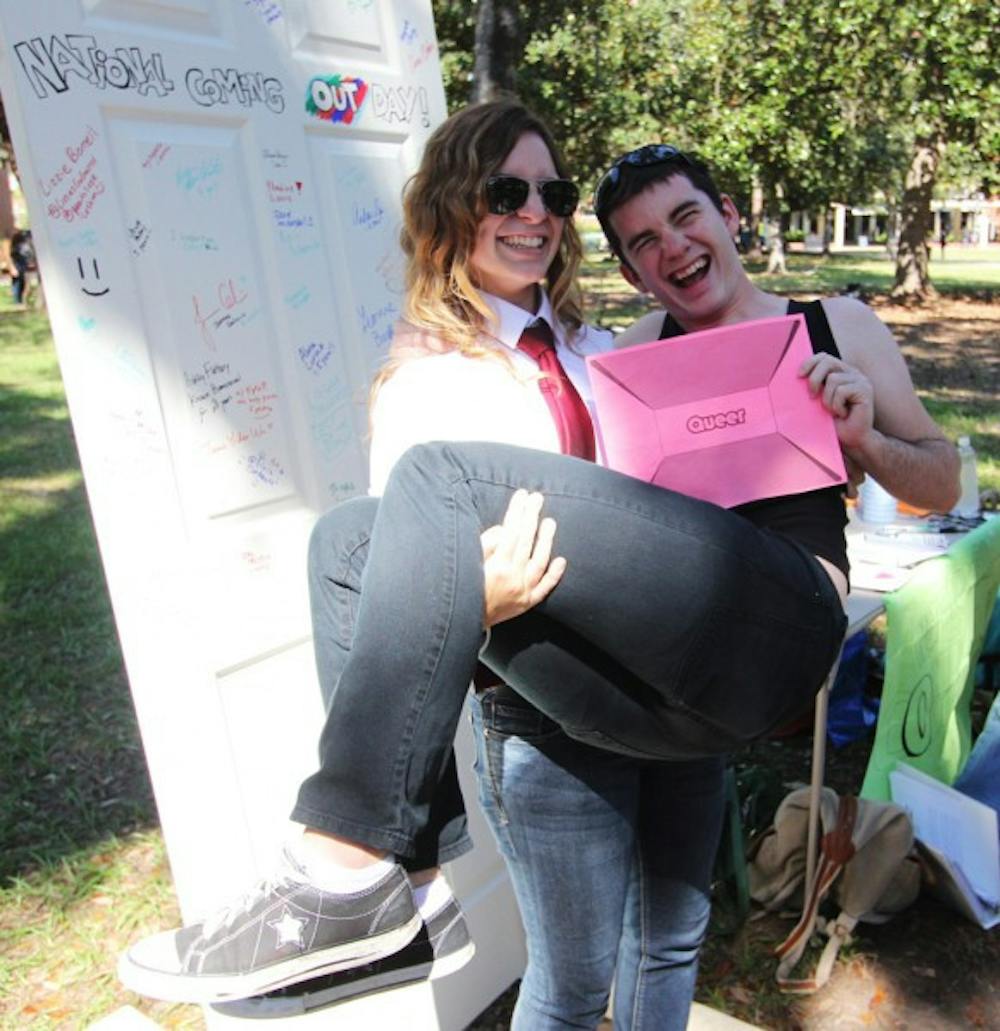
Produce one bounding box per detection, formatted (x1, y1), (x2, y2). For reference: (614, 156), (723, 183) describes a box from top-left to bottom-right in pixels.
(200, 852), (305, 938)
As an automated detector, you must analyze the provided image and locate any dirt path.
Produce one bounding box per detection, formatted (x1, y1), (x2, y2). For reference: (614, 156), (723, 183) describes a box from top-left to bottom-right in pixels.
(876, 295), (1000, 406)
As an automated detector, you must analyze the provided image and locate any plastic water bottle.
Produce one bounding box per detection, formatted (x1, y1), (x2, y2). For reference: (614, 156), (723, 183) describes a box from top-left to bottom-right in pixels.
(952, 436), (980, 518)
(859, 476), (898, 524)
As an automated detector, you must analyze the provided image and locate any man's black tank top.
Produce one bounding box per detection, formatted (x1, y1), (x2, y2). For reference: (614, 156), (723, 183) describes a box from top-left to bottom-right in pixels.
(658, 300), (849, 577)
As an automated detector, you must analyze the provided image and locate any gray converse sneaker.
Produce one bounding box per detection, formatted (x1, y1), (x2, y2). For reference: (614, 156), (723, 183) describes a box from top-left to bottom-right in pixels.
(117, 850), (420, 1004)
(210, 896), (475, 1016)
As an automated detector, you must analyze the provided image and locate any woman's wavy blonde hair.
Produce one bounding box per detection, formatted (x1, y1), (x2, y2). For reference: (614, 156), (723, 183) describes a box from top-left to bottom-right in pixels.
(372, 99), (585, 397)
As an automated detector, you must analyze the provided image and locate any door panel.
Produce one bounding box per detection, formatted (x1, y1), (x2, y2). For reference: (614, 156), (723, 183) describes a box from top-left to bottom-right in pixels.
(0, 2), (523, 1025)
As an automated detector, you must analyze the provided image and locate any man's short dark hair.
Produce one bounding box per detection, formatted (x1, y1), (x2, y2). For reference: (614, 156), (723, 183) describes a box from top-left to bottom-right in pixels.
(595, 146), (725, 264)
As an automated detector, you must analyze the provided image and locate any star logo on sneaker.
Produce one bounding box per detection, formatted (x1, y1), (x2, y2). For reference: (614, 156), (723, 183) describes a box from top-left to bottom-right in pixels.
(268, 907), (307, 949)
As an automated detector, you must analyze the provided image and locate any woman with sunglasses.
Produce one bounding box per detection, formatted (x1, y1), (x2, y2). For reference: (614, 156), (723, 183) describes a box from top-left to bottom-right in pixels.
(358, 104), (726, 1030)
(121, 109), (827, 1024)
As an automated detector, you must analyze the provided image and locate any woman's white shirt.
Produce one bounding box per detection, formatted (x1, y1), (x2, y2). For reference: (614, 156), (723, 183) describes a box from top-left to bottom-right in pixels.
(368, 292), (612, 495)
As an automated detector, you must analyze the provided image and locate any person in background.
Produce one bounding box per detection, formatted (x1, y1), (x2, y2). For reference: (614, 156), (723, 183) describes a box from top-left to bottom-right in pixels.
(766, 224), (787, 274)
(8, 226), (33, 304)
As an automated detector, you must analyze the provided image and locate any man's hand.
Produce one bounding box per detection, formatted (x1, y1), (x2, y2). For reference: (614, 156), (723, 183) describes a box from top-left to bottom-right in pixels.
(799, 352), (876, 455)
(804, 297), (960, 512)
(480, 490), (567, 628)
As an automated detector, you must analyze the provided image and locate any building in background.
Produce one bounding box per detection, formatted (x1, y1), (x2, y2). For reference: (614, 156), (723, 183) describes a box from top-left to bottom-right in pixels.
(783, 196), (999, 253)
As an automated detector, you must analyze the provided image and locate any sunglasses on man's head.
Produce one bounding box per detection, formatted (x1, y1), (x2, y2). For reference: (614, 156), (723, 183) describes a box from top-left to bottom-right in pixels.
(485, 175), (580, 218)
(593, 144), (692, 218)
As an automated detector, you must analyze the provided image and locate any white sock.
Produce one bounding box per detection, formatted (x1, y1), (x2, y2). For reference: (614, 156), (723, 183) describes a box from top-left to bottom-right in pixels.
(288, 838), (397, 894)
(411, 875), (454, 919)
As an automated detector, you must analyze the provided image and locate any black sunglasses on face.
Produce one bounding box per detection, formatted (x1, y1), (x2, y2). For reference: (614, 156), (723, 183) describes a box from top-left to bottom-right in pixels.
(485, 175), (580, 218)
(593, 144), (691, 218)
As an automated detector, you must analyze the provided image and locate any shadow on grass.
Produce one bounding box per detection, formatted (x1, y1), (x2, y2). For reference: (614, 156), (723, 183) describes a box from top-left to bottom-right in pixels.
(1, 375), (156, 886)
(0, 388), (81, 482)
(901, 329), (999, 407)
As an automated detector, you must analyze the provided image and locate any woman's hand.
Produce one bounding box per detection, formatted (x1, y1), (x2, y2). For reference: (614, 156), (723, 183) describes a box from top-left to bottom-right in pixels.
(480, 490), (566, 628)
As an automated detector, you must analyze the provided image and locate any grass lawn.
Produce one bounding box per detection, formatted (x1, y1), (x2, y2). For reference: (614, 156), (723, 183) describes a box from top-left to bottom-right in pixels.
(0, 254), (997, 1027)
(0, 302), (198, 1027)
(744, 246), (1000, 298)
(578, 244), (1000, 329)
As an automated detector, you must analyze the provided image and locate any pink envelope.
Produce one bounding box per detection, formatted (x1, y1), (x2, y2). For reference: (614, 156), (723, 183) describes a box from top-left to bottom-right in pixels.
(586, 314), (846, 508)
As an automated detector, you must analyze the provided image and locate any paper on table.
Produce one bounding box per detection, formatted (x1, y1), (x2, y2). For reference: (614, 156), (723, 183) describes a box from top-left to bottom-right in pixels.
(848, 563), (913, 594)
(845, 527), (953, 592)
(849, 533), (952, 569)
(889, 762), (1000, 909)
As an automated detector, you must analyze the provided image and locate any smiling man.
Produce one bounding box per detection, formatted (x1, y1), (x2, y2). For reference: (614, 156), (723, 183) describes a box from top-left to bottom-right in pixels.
(595, 145), (959, 527)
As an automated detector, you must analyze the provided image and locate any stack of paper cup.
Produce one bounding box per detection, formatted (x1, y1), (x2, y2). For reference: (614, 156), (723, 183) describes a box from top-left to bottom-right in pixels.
(859, 477), (898, 524)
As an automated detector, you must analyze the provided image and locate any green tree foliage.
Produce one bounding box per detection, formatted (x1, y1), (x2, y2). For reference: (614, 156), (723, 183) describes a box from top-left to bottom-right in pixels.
(433, 1), (477, 110)
(715, 1), (905, 211)
(524, 0), (712, 200)
(434, 0), (689, 194)
(882, 0), (999, 297)
(432, 0), (998, 297)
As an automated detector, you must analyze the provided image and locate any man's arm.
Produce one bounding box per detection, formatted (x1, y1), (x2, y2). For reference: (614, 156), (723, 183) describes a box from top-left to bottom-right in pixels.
(802, 297), (960, 512)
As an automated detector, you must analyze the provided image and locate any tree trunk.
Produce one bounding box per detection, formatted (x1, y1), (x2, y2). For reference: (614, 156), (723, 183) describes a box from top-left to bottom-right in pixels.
(891, 139), (941, 301)
(0, 99), (18, 184)
(0, 100), (17, 242)
(472, 0), (521, 103)
(747, 175), (764, 259)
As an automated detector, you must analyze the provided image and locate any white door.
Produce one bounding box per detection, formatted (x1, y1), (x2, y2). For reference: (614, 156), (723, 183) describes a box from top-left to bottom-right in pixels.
(0, 2), (524, 1026)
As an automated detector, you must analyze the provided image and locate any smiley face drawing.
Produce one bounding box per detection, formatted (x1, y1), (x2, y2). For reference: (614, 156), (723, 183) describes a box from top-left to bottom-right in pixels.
(77, 256), (109, 296)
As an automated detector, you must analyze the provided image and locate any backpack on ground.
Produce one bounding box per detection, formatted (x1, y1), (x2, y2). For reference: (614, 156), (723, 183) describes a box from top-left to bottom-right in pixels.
(748, 786), (920, 993)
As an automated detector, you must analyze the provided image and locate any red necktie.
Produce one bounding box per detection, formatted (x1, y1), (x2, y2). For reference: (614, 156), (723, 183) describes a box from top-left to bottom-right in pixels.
(517, 321), (596, 461)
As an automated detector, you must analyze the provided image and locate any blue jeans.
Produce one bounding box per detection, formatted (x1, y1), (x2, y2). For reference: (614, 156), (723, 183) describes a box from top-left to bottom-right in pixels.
(293, 441), (844, 857)
(11, 256), (27, 304)
(303, 492), (472, 870)
(470, 689), (725, 1030)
